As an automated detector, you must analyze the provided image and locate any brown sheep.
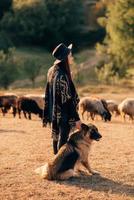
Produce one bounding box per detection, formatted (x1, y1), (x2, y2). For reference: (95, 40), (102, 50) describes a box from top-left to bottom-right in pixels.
(106, 100), (120, 116)
(0, 94), (18, 117)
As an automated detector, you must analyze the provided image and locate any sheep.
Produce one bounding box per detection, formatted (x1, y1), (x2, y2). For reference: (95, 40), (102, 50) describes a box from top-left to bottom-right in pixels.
(17, 97), (43, 120)
(88, 97), (111, 121)
(101, 99), (112, 121)
(79, 96), (111, 122)
(118, 98), (134, 121)
(23, 94), (45, 109)
(106, 100), (120, 116)
(0, 94), (18, 117)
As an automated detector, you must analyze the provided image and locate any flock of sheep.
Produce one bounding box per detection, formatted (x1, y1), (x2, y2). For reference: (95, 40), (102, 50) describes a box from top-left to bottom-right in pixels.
(79, 96), (134, 122)
(0, 93), (134, 122)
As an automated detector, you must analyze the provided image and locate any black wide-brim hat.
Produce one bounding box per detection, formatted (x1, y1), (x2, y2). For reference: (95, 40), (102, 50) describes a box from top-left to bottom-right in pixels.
(52, 43), (72, 65)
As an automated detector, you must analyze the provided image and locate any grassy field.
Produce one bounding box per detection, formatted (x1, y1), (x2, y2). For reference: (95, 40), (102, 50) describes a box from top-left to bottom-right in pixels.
(12, 47), (100, 88)
(12, 46), (134, 89)
(0, 88), (134, 200)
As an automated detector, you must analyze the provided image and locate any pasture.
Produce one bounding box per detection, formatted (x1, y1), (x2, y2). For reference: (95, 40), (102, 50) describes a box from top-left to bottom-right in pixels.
(0, 88), (134, 200)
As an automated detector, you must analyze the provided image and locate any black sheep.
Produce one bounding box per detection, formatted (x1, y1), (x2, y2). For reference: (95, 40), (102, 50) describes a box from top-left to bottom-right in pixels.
(17, 97), (43, 120)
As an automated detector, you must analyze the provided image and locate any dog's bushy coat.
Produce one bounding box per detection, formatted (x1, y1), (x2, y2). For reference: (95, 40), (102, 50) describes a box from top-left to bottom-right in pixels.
(35, 123), (102, 180)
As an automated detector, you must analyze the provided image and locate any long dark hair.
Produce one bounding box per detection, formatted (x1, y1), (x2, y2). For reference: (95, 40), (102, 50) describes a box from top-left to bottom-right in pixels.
(57, 58), (72, 81)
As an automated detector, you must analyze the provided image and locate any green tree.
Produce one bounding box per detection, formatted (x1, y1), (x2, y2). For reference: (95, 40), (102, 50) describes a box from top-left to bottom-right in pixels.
(96, 0), (134, 81)
(0, 0), (12, 19)
(23, 58), (42, 87)
(107, 0), (134, 62)
(44, 0), (85, 49)
(0, 2), (47, 45)
(0, 31), (13, 53)
(1, 0), (85, 49)
(0, 48), (19, 89)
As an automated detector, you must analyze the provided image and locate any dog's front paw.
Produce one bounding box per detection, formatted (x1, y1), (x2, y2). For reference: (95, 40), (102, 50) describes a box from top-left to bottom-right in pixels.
(77, 169), (89, 176)
(90, 170), (100, 175)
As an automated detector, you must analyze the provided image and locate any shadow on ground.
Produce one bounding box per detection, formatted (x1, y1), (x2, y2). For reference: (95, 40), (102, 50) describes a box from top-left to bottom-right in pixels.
(57, 174), (134, 197)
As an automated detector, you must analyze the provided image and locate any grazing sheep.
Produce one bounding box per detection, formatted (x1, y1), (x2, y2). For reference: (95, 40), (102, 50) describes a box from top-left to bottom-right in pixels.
(106, 100), (120, 116)
(0, 94), (18, 117)
(24, 94), (45, 109)
(99, 98), (111, 121)
(17, 97), (43, 120)
(79, 96), (111, 122)
(118, 98), (134, 121)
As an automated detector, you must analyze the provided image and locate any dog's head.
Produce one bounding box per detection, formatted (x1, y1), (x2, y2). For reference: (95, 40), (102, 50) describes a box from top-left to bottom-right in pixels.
(81, 123), (102, 141)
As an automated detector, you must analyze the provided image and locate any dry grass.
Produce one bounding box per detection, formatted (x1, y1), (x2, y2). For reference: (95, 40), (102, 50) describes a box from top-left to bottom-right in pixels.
(0, 90), (134, 200)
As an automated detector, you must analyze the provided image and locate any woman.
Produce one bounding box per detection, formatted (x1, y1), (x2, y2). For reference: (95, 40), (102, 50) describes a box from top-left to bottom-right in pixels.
(43, 43), (81, 154)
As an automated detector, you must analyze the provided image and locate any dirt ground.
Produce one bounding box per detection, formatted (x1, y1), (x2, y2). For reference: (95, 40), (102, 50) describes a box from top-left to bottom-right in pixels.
(0, 92), (134, 200)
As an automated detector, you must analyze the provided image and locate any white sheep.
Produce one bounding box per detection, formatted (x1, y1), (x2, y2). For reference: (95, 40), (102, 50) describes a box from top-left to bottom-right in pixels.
(118, 98), (134, 121)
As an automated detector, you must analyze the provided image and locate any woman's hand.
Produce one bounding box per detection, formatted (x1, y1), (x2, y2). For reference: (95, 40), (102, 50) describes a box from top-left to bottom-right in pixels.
(75, 120), (82, 130)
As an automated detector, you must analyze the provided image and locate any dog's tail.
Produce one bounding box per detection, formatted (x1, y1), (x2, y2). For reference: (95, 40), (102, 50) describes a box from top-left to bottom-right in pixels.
(35, 163), (49, 178)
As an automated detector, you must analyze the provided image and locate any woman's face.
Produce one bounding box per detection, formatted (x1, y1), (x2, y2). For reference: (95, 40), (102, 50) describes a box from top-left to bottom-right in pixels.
(68, 53), (74, 65)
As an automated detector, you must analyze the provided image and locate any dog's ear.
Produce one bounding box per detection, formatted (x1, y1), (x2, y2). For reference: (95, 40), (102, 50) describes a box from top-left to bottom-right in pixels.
(81, 123), (89, 135)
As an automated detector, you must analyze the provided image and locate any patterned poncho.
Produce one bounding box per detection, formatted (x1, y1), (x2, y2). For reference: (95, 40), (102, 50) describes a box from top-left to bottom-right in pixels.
(43, 65), (80, 141)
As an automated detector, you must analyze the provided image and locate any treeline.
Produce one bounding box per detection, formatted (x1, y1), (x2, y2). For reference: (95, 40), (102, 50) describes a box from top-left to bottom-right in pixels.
(0, 0), (133, 89)
(0, 0), (107, 89)
(0, 0), (105, 51)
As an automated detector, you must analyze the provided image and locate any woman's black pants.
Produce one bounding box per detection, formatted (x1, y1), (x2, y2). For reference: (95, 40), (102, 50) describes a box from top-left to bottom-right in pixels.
(53, 120), (70, 154)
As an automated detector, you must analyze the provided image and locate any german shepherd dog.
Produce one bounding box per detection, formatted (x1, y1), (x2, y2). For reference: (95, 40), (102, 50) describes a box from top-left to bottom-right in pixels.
(35, 123), (102, 180)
